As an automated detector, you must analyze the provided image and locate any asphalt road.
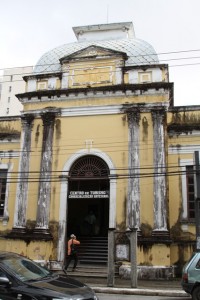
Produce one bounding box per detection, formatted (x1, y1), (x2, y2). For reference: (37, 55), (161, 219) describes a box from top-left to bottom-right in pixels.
(97, 294), (191, 300)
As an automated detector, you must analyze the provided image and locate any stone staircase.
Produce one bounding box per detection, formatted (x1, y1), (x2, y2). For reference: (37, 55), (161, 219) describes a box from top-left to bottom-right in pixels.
(64, 236), (119, 281)
(67, 264), (108, 279)
(78, 236), (108, 265)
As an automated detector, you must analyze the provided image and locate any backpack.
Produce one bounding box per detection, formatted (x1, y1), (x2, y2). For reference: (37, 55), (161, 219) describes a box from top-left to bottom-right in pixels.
(70, 241), (77, 255)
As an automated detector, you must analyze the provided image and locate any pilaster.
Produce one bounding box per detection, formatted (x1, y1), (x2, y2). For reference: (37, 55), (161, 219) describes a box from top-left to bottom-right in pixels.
(151, 109), (168, 232)
(35, 110), (56, 230)
(14, 114), (34, 228)
(126, 110), (141, 229)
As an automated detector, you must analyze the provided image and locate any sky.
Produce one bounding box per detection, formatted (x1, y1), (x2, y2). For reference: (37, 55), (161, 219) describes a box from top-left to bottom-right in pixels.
(1, 0), (200, 106)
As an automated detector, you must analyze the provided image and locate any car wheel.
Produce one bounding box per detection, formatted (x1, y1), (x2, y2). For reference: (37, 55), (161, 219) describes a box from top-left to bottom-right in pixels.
(192, 286), (200, 300)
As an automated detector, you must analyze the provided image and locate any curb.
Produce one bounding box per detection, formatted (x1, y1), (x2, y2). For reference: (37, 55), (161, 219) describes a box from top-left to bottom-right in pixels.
(91, 286), (189, 297)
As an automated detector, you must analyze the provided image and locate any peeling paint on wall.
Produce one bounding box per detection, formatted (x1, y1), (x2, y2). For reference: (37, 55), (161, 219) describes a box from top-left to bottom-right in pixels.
(142, 116), (149, 142)
(127, 110), (141, 229)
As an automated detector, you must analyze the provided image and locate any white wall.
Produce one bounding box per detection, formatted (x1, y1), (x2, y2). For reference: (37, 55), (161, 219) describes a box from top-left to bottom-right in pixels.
(0, 66), (33, 116)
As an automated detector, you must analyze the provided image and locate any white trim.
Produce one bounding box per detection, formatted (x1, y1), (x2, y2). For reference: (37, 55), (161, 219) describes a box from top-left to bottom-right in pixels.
(179, 159), (193, 220)
(61, 105), (121, 117)
(21, 102), (169, 117)
(0, 140), (19, 144)
(0, 163), (13, 225)
(169, 144), (200, 155)
(57, 148), (116, 263)
(0, 151), (19, 158)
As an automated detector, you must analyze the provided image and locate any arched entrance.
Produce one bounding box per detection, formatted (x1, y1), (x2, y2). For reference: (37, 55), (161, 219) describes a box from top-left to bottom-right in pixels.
(67, 155), (110, 238)
(57, 148), (116, 264)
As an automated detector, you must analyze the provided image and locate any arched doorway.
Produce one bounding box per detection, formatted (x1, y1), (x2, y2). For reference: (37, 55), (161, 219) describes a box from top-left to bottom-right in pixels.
(57, 148), (116, 264)
(67, 155), (110, 238)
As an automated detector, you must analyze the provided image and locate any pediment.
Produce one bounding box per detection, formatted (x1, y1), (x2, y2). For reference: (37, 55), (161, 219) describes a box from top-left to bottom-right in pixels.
(60, 45), (127, 63)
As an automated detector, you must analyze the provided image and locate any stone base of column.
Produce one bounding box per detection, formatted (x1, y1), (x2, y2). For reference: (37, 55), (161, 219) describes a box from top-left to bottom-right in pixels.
(152, 230), (169, 237)
(9, 227), (26, 235)
(150, 230), (171, 243)
(33, 228), (53, 239)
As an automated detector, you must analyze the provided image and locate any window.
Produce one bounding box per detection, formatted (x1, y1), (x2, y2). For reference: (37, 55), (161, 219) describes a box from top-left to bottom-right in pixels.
(139, 71), (152, 83)
(8, 97), (10, 103)
(0, 170), (7, 217)
(6, 108), (9, 114)
(186, 165), (195, 220)
(8, 86), (12, 92)
(37, 81), (47, 90)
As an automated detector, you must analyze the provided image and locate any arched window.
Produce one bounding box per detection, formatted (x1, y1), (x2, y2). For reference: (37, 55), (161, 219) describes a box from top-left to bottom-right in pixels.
(69, 155), (109, 178)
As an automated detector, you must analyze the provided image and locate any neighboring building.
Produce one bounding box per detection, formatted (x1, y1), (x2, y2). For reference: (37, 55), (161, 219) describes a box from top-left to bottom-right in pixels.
(0, 67), (33, 116)
(0, 76), (2, 102)
(0, 22), (200, 281)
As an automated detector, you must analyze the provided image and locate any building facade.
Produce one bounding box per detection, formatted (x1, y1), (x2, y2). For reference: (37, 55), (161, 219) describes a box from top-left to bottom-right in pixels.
(0, 67), (33, 116)
(0, 22), (199, 280)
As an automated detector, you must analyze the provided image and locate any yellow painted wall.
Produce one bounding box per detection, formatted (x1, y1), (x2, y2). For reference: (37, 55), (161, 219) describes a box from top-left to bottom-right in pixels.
(0, 119), (21, 230)
(139, 113), (154, 229)
(138, 244), (170, 266)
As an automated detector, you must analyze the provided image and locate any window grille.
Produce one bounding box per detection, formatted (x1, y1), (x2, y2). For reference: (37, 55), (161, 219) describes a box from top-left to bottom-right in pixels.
(0, 170), (7, 217)
(186, 165), (195, 220)
(70, 155), (109, 178)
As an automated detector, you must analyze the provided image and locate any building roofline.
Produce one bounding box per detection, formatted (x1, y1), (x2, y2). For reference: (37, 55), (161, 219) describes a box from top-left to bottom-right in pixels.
(73, 22), (135, 40)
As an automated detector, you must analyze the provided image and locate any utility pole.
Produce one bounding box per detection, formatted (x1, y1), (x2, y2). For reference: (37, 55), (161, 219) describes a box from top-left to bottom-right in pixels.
(194, 151), (200, 250)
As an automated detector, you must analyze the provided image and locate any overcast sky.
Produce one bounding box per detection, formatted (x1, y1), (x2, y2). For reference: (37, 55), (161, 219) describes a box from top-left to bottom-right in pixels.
(1, 0), (200, 106)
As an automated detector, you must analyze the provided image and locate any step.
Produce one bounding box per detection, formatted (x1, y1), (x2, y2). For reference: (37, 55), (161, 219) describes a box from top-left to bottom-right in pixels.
(80, 259), (107, 264)
(77, 236), (108, 265)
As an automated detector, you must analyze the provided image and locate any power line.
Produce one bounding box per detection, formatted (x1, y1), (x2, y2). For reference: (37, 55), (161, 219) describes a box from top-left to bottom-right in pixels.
(2, 48), (200, 79)
(4, 168), (196, 184)
(0, 61), (200, 85)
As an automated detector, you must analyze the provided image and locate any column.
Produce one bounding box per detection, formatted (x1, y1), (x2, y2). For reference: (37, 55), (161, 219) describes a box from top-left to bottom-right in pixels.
(126, 110), (141, 229)
(126, 228), (138, 288)
(35, 111), (56, 230)
(151, 110), (167, 231)
(14, 114), (34, 228)
(107, 229), (115, 287)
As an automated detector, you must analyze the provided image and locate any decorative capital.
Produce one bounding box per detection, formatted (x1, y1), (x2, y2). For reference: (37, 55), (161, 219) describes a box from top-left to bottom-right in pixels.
(41, 112), (56, 126)
(127, 110), (141, 127)
(151, 109), (166, 125)
(21, 114), (34, 129)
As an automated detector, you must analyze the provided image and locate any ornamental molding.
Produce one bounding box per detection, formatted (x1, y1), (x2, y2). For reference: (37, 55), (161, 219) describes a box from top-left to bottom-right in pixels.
(168, 144), (200, 154)
(0, 151), (19, 158)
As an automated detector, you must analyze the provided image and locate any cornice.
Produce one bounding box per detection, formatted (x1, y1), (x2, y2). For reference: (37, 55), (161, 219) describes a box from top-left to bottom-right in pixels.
(23, 72), (62, 82)
(21, 103), (170, 118)
(16, 82), (173, 103)
(123, 64), (168, 71)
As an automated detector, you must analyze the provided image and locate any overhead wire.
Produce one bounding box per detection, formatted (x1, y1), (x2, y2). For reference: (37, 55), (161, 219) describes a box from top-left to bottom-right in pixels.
(0, 49), (199, 183)
(2, 48), (200, 82)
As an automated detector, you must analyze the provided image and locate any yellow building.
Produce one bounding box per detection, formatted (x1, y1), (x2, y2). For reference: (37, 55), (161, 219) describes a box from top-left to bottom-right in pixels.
(0, 22), (199, 281)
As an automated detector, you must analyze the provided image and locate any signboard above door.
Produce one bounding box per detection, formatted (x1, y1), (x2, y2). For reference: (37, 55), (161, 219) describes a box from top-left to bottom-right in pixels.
(69, 191), (109, 198)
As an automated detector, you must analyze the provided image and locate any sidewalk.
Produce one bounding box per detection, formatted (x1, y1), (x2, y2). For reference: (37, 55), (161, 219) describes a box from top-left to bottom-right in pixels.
(76, 276), (189, 297)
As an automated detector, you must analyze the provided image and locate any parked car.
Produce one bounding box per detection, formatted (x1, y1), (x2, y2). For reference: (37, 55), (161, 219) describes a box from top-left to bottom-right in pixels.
(0, 251), (98, 300)
(181, 251), (200, 300)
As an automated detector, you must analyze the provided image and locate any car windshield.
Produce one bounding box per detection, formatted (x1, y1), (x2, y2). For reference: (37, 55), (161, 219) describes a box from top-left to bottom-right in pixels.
(1, 256), (52, 282)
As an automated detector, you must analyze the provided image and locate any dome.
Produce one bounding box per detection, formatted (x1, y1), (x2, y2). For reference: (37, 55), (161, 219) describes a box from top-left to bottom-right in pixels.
(33, 23), (159, 75)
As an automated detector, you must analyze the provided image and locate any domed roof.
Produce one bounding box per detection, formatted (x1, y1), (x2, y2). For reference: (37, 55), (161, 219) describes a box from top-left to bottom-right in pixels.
(33, 23), (159, 75)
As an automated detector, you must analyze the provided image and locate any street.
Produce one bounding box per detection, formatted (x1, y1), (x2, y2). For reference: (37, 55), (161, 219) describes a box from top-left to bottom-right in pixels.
(96, 294), (191, 300)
